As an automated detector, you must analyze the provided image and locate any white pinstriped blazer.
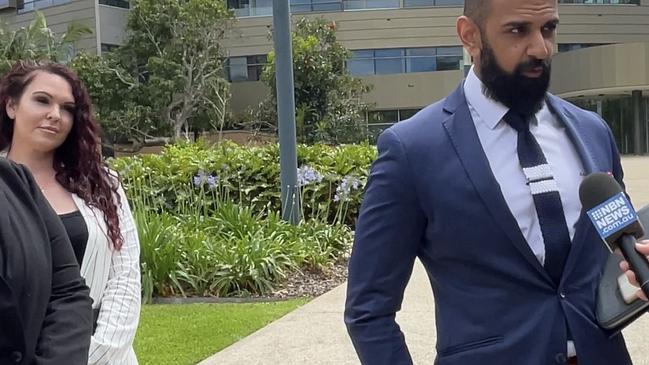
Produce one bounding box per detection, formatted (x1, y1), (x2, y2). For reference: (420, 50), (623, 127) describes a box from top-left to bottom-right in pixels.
(71, 180), (141, 365)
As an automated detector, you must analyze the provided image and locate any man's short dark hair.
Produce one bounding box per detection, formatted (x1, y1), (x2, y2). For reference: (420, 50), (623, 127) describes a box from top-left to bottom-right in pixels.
(463, 0), (490, 29)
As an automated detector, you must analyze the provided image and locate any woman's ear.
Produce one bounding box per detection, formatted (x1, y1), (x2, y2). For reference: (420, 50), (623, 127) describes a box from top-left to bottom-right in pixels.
(5, 99), (16, 120)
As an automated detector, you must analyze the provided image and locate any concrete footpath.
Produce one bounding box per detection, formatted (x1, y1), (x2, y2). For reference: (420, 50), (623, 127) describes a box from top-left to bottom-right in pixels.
(199, 157), (649, 365)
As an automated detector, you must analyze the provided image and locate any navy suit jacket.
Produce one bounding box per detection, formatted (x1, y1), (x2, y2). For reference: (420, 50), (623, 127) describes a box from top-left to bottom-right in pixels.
(344, 83), (633, 365)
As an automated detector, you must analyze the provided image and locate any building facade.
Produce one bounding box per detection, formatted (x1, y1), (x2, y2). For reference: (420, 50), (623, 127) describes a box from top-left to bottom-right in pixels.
(0, 0), (129, 56)
(2, 0), (648, 154)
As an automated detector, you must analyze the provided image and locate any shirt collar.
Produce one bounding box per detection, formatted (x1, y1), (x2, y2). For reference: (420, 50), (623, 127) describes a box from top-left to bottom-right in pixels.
(463, 66), (509, 130)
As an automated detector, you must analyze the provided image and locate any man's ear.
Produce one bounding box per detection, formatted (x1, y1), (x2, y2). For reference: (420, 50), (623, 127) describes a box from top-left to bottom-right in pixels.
(5, 99), (16, 120)
(457, 16), (482, 60)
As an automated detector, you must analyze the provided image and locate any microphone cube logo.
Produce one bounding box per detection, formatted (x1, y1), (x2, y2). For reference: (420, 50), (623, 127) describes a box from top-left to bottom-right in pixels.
(586, 192), (637, 240)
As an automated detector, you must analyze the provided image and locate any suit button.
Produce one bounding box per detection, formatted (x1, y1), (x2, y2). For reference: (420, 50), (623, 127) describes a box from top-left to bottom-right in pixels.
(555, 352), (567, 363)
(559, 292), (566, 299)
(10, 351), (22, 363)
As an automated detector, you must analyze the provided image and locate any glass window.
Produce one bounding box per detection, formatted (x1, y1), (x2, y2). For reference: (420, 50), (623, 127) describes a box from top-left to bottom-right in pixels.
(365, 0), (399, 8)
(99, 0), (130, 8)
(254, 0), (272, 15)
(404, 0), (434, 6)
(290, 0), (343, 12)
(368, 110), (399, 124)
(348, 47), (463, 76)
(227, 55), (268, 82)
(344, 0), (398, 10)
(375, 49), (404, 75)
(399, 109), (420, 121)
(347, 50), (374, 75)
(101, 43), (120, 53)
(228, 57), (249, 82)
(18, 0), (70, 13)
(434, 0), (464, 5)
(227, 0), (273, 16)
(290, 0), (312, 12)
(436, 46), (463, 71)
(406, 48), (437, 73)
(247, 55), (267, 81)
(228, 0), (250, 16)
(313, 0), (343, 11)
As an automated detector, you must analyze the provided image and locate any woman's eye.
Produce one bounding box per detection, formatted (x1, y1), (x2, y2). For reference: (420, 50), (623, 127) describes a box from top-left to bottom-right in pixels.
(35, 97), (49, 104)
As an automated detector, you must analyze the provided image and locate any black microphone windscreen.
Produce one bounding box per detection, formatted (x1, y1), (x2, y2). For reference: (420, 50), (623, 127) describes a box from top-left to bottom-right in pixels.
(579, 172), (623, 211)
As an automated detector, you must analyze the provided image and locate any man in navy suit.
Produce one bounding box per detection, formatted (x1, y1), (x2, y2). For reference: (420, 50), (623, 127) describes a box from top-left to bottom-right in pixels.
(344, 0), (639, 364)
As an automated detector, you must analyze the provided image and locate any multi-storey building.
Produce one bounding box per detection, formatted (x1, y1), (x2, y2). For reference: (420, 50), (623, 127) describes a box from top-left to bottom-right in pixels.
(2, 0), (648, 153)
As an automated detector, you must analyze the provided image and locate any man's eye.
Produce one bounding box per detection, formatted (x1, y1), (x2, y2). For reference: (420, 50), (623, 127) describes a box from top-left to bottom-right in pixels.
(543, 24), (557, 32)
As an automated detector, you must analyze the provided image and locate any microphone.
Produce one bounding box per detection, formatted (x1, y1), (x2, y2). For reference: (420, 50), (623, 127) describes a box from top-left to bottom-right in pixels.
(579, 172), (649, 298)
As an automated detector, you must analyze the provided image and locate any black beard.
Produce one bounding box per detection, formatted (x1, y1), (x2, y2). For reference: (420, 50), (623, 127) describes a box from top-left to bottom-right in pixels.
(479, 42), (551, 117)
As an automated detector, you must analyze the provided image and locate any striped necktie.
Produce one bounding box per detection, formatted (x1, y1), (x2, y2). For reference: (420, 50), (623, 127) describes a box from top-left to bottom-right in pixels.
(503, 110), (571, 285)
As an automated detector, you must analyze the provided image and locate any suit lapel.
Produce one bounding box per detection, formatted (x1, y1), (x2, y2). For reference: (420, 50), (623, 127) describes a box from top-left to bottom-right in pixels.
(546, 97), (602, 282)
(546, 96), (597, 175)
(442, 84), (553, 284)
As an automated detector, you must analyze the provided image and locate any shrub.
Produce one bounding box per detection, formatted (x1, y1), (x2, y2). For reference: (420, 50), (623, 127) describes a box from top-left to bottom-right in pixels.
(109, 140), (376, 225)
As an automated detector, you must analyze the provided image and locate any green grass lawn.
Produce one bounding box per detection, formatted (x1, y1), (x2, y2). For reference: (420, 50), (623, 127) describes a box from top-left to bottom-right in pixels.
(134, 299), (309, 365)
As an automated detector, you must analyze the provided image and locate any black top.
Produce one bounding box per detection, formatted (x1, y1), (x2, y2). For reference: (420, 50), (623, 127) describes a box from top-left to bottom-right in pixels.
(59, 211), (89, 267)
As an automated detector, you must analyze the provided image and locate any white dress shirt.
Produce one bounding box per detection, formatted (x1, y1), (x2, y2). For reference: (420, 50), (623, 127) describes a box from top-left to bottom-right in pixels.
(463, 66), (584, 357)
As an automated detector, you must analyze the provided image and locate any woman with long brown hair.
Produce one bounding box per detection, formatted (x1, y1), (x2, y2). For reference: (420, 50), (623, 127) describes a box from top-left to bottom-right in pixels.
(0, 60), (141, 364)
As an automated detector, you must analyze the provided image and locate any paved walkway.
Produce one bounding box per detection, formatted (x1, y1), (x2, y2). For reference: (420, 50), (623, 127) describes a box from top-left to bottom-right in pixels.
(199, 157), (649, 365)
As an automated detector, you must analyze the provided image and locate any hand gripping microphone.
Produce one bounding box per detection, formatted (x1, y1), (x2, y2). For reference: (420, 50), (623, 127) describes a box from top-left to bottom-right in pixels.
(579, 172), (649, 299)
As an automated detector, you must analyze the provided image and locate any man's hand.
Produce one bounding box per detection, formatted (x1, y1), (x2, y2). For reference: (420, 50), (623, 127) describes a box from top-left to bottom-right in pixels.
(619, 240), (649, 301)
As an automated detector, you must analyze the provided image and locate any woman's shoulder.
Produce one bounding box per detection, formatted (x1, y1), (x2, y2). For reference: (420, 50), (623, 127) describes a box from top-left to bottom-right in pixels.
(0, 158), (32, 185)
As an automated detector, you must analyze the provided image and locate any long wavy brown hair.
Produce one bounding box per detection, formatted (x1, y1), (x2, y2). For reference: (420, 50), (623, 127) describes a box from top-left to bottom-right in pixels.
(0, 60), (123, 251)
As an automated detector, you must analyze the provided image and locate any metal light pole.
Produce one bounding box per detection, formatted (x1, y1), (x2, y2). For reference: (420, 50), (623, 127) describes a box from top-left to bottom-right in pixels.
(272, 0), (300, 224)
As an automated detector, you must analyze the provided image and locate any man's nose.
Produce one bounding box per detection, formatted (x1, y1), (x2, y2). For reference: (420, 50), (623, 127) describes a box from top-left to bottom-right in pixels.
(527, 32), (551, 60)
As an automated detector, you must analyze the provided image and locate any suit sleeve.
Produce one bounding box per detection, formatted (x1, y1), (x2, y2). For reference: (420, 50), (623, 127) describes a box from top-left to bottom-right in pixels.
(344, 128), (426, 365)
(27, 168), (93, 365)
(88, 182), (141, 364)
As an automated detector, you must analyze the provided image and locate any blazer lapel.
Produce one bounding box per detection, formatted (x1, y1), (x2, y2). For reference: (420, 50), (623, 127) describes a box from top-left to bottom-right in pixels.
(546, 96), (601, 282)
(442, 84), (553, 284)
(546, 96), (597, 175)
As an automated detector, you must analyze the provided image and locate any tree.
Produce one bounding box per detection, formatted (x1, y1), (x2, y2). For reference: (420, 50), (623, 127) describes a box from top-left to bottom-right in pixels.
(117, 0), (233, 141)
(70, 53), (162, 151)
(261, 17), (371, 144)
(0, 11), (92, 74)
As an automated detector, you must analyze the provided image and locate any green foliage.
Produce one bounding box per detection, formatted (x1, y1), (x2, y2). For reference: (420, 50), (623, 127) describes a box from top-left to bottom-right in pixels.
(134, 301), (308, 365)
(109, 141), (376, 226)
(70, 53), (157, 145)
(110, 141), (372, 301)
(260, 17), (372, 144)
(132, 192), (353, 302)
(115, 0), (233, 141)
(0, 11), (92, 74)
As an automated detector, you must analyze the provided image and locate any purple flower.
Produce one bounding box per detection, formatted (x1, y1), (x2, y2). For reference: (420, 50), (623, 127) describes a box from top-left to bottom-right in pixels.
(297, 166), (323, 187)
(207, 175), (218, 190)
(193, 170), (208, 188)
(335, 176), (361, 202)
(193, 170), (218, 189)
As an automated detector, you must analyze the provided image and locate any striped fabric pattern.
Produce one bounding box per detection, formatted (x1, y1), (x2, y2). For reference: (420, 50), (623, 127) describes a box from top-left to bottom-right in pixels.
(72, 178), (141, 365)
